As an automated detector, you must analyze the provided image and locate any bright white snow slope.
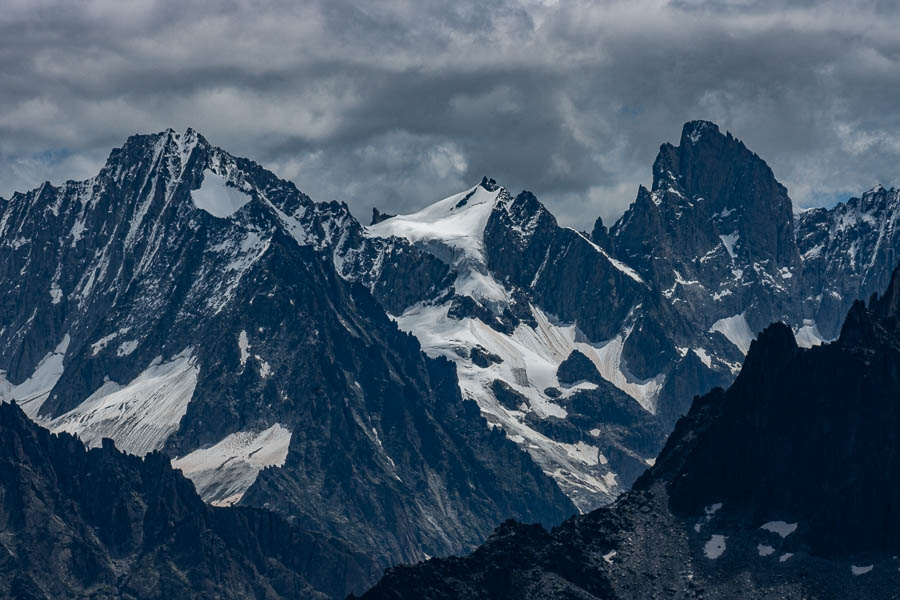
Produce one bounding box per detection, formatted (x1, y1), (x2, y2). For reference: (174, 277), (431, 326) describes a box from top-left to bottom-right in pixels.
(369, 184), (510, 305)
(369, 184), (658, 510)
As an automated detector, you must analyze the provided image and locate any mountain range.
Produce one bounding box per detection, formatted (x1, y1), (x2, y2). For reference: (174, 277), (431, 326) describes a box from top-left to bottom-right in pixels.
(359, 264), (900, 599)
(353, 120), (900, 509)
(0, 120), (898, 597)
(0, 130), (571, 596)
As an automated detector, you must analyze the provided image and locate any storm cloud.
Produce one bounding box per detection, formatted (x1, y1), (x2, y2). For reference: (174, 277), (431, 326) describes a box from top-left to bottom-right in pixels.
(2, 0), (899, 228)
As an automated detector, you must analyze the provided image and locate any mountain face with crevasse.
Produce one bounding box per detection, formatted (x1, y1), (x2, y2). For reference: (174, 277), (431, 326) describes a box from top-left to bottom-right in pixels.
(357, 264), (900, 600)
(0, 130), (573, 595)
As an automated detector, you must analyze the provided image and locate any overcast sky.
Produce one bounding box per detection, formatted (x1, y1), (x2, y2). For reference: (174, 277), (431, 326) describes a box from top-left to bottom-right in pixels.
(2, 0), (899, 228)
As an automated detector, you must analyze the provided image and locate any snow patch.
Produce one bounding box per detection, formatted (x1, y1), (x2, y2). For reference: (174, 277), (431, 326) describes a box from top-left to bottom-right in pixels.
(851, 565), (874, 575)
(257, 356), (272, 378)
(0, 334), (70, 418)
(49, 349), (198, 456)
(602, 472), (617, 488)
(558, 441), (601, 465)
(705, 502), (723, 516)
(695, 502), (723, 533)
(712, 288), (733, 301)
(172, 423), (291, 506)
(794, 320), (825, 348)
(90, 329), (132, 356)
(191, 169), (252, 218)
(238, 330), (250, 367)
(116, 340), (138, 357)
(719, 232), (739, 259)
(70, 217), (86, 246)
(692, 348), (712, 368)
(710, 313), (755, 354)
(703, 535), (727, 559)
(369, 426), (401, 480)
(803, 243), (824, 260)
(761, 521), (798, 538)
(757, 544), (775, 557)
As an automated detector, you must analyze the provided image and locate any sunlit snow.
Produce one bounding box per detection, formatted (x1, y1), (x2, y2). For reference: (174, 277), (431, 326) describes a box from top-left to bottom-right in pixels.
(368, 184), (510, 305)
(393, 302), (657, 510)
(368, 184), (500, 265)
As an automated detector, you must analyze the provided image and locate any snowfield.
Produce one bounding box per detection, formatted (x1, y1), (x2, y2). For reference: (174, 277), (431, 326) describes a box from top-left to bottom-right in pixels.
(191, 169), (252, 218)
(173, 423), (292, 506)
(49, 349), (199, 456)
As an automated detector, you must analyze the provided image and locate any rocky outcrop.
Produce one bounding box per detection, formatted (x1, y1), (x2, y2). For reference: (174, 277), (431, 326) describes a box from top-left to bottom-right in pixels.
(370, 207), (396, 225)
(556, 350), (603, 386)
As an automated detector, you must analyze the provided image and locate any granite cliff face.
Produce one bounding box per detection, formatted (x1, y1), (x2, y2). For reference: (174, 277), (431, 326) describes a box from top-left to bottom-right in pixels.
(606, 122), (900, 424)
(358, 266), (900, 600)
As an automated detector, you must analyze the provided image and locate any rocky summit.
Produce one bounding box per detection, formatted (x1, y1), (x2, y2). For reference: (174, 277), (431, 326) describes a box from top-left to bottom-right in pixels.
(357, 265), (900, 600)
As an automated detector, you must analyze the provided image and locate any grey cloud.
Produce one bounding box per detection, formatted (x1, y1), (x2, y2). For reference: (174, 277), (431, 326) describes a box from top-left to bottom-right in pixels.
(1, 0), (899, 229)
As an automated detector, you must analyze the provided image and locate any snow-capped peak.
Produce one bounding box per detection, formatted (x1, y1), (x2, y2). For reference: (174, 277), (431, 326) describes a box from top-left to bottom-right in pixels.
(367, 179), (506, 266)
